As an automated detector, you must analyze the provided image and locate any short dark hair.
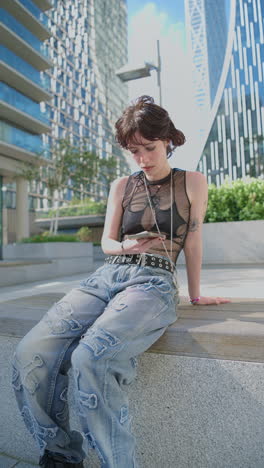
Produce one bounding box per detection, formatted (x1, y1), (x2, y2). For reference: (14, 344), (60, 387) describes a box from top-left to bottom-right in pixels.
(115, 95), (186, 158)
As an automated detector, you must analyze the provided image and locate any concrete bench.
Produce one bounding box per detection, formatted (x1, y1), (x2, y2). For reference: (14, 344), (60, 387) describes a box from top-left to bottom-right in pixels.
(1, 295), (264, 467)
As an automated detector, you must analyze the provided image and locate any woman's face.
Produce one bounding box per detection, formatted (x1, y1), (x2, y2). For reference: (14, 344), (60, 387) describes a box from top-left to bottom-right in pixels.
(127, 131), (170, 181)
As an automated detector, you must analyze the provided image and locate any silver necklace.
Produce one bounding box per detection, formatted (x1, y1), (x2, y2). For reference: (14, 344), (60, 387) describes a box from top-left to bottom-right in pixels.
(142, 170), (179, 294)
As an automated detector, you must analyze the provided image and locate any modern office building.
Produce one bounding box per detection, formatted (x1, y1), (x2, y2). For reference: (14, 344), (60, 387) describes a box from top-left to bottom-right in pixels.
(204, 1), (228, 106)
(186, 0), (264, 186)
(41, 0), (129, 204)
(200, 0), (264, 185)
(0, 0), (129, 249)
(185, 0), (228, 139)
(0, 0), (53, 253)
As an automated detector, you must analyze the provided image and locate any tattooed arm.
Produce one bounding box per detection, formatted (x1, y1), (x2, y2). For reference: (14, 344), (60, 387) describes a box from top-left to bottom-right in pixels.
(184, 171), (208, 300)
(184, 172), (230, 305)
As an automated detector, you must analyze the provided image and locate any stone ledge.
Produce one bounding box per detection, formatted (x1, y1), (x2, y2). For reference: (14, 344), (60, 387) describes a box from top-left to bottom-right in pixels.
(0, 259), (52, 267)
(0, 294), (263, 363)
(151, 298), (264, 362)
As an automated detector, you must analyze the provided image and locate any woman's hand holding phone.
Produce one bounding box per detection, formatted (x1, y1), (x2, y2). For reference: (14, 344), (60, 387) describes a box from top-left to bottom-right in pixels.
(126, 231), (164, 240)
(121, 232), (166, 254)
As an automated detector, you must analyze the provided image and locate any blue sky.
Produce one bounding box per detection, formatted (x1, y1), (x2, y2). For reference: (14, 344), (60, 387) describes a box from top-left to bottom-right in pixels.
(127, 0), (185, 24)
(125, 0), (190, 127)
(125, 0), (194, 171)
(125, 0), (231, 172)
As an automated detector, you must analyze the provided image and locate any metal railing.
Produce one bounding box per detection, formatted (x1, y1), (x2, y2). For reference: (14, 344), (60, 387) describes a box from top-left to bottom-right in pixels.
(0, 82), (50, 124)
(0, 46), (50, 90)
(0, 121), (51, 157)
(18, 0), (49, 28)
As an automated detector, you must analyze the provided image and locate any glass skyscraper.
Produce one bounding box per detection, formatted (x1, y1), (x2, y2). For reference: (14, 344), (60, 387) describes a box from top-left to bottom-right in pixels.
(39, 0), (129, 205)
(204, 0), (228, 106)
(185, 0), (228, 139)
(0, 0), (129, 245)
(0, 2), (52, 156)
(0, 175), (2, 259)
(186, 0), (264, 186)
(199, 0), (264, 185)
(0, 0), (53, 247)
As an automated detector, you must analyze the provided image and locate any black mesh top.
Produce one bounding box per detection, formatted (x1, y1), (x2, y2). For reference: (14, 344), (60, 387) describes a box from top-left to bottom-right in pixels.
(120, 168), (191, 264)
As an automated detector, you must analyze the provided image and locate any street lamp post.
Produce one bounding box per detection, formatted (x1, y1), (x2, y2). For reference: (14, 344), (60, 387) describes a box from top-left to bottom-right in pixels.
(116, 39), (162, 106)
(156, 39), (162, 107)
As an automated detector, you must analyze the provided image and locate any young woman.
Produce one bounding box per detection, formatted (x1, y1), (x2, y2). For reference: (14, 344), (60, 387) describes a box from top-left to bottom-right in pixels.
(12, 96), (230, 468)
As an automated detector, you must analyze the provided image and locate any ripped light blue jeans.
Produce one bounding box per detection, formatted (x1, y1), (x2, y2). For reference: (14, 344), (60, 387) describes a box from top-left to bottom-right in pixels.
(12, 261), (178, 468)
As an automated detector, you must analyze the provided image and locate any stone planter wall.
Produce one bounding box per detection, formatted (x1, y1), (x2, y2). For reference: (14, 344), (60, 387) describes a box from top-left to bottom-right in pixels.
(1, 242), (94, 286)
(1, 220), (263, 287)
(177, 219), (264, 265)
(3, 242), (93, 260)
(94, 220), (264, 265)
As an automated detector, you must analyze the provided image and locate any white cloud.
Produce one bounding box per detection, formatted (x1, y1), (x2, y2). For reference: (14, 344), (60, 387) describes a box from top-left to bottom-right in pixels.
(127, 3), (202, 171)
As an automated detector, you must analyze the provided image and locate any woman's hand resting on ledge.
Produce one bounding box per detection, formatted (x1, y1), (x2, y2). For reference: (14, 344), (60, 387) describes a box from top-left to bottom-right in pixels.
(193, 296), (231, 305)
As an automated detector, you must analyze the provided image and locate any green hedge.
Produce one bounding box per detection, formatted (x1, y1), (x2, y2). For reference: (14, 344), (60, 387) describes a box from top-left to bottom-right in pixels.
(20, 227), (94, 243)
(35, 179), (264, 225)
(205, 178), (264, 222)
(20, 233), (79, 243)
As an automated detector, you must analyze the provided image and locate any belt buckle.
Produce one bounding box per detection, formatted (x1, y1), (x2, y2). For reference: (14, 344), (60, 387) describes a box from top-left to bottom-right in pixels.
(139, 253), (146, 266)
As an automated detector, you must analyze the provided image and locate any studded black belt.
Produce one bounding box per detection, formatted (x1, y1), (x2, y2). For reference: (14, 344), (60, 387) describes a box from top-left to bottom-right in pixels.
(104, 253), (175, 273)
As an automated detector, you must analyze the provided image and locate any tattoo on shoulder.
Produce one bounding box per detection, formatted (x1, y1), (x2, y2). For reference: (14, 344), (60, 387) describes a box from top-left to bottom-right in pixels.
(188, 218), (200, 232)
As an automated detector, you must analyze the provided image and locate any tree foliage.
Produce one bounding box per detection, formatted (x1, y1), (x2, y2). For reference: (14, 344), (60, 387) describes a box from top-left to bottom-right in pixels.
(21, 139), (119, 234)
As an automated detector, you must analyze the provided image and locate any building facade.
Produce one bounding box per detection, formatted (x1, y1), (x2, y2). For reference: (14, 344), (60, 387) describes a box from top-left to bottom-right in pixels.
(185, 0), (228, 140)
(0, 0), (53, 251)
(187, 0), (264, 186)
(199, 0), (264, 185)
(0, 0), (129, 247)
(204, 0), (228, 106)
(40, 0), (129, 206)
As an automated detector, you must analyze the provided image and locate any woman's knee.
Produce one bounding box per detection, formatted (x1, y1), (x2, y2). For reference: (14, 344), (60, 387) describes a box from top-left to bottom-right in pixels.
(72, 325), (122, 368)
(14, 317), (55, 367)
(14, 332), (39, 367)
(71, 328), (112, 372)
(12, 325), (52, 392)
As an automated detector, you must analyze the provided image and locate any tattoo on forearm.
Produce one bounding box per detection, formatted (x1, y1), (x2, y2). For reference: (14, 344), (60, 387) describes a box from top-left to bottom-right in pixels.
(188, 218), (200, 232)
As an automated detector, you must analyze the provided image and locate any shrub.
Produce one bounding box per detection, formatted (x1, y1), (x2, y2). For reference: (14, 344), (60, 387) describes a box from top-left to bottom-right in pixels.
(76, 226), (92, 242)
(205, 178), (264, 222)
(20, 233), (79, 243)
(19, 228), (97, 243)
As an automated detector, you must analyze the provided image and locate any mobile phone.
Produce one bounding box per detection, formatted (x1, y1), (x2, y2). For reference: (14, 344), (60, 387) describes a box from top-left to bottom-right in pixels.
(126, 231), (166, 240)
